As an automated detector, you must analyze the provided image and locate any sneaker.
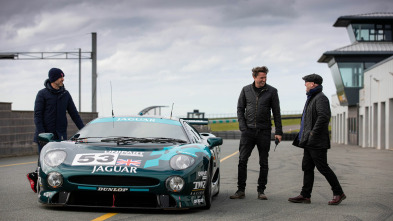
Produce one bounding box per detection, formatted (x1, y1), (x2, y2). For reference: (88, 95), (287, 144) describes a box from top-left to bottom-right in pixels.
(328, 193), (346, 205)
(229, 190), (245, 199)
(288, 195), (311, 204)
(258, 192), (268, 200)
(27, 172), (37, 193)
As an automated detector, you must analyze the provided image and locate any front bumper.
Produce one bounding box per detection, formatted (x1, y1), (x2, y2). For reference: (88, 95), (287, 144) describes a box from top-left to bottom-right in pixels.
(38, 189), (205, 209)
(38, 170), (208, 209)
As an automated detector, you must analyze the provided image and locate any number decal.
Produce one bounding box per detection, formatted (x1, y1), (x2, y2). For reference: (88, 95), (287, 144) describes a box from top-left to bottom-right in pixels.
(72, 153), (119, 166)
(96, 154), (115, 163)
(77, 155), (95, 163)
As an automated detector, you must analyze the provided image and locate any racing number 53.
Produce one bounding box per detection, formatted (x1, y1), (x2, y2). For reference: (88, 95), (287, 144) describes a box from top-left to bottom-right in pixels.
(71, 153), (119, 166)
(78, 154), (115, 163)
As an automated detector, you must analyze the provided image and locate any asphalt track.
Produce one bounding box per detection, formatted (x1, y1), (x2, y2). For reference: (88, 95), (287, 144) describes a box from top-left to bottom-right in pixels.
(1, 140), (393, 221)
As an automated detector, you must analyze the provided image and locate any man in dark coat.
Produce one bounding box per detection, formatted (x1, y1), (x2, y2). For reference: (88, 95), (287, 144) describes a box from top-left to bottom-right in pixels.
(289, 73), (346, 205)
(230, 66), (283, 200)
(27, 68), (84, 192)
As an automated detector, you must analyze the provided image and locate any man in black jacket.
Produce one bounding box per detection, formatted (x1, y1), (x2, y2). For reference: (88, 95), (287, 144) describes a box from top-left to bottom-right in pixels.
(230, 66), (282, 200)
(289, 74), (346, 205)
(27, 68), (84, 192)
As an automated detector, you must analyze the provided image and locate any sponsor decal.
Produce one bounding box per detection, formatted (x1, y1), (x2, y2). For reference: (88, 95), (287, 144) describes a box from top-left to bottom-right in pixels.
(105, 150), (143, 157)
(43, 192), (55, 198)
(72, 153), (119, 166)
(194, 198), (204, 204)
(190, 190), (204, 196)
(116, 117), (156, 122)
(91, 165), (137, 174)
(97, 187), (128, 192)
(116, 159), (141, 167)
(192, 196), (205, 205)
(91, 117), (181, 126)
(198, 171), (208, 180)
(193, 181), (206, 190)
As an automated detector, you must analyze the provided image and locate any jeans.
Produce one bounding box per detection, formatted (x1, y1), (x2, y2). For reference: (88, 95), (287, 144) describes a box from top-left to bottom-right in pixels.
(301, 148), (344, 198)
(237, 128), (271, 192)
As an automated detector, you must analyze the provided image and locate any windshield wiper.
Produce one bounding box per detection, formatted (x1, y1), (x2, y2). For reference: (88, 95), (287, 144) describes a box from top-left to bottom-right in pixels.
(101, 137), (151, 145)
(72, 137), (106, 143)
(145, 137), (188, 144)
(100, 137), (188, 145)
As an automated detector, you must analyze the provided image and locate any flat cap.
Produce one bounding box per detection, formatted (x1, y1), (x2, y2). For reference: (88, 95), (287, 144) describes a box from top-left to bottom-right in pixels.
(302, 73), (323, 85)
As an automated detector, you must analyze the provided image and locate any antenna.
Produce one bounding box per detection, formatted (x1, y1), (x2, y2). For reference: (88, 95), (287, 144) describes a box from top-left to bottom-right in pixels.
(170, 103), (174, 119)
(110, 81), (115, 128)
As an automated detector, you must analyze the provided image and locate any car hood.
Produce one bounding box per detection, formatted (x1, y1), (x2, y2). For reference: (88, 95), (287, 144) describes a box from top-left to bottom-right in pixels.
(40, 141), (210, 174)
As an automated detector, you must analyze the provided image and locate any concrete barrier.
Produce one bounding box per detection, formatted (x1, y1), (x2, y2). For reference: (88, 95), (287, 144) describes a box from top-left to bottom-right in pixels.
(0, 102), (97, 157)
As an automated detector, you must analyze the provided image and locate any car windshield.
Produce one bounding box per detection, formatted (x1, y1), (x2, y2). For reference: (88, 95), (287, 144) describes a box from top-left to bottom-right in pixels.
(75, 117), (188, 142)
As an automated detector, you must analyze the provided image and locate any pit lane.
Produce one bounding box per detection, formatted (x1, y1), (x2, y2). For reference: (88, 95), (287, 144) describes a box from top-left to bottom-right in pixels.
(1, 139), (393, 221)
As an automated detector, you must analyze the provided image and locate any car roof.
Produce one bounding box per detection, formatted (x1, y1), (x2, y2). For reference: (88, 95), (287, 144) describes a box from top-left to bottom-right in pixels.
(96, 115), (180, 121)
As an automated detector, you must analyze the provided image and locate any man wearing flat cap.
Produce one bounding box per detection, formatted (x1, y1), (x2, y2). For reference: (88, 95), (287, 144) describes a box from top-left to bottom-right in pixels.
(289, 73), (346, 205)
(27, 68), (84, 192)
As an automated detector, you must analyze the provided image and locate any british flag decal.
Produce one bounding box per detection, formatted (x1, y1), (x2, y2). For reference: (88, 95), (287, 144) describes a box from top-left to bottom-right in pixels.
(116, 159), (141, 167)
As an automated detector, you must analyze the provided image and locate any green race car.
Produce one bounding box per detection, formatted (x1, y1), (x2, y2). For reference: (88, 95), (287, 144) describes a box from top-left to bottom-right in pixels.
(37, 116), (222, 209)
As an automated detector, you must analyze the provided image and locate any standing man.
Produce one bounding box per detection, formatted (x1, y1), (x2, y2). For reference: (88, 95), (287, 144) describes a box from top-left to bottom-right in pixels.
(230, 66), (282, 200)
(27, 68), (84, 192)
(289, 74), (346, 205)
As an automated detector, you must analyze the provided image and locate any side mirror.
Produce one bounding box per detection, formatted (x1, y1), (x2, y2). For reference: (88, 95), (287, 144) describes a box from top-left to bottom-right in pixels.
(38, 133), (55, 148)
(70, 133), (80, 141)
(207, 137), (223, 149)
(38, 133), (55, 142)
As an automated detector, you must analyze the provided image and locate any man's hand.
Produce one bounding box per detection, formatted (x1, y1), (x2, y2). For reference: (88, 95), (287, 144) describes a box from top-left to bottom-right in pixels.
(275, 135), (282, 142)
(274, 135), (282, 152)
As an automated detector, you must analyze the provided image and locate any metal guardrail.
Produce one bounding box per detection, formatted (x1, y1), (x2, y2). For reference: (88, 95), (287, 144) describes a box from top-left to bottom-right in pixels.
(212, 131), (298, 140)
(210, 119), (238, 124)
(210, 116), (301, 124)
(205, 111), (302, 119)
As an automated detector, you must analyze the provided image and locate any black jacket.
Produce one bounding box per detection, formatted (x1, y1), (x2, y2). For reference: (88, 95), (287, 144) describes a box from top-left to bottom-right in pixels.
(292, 86), (331, 149)
(237, 83), (283, 135)
(34, 79), (84, 142)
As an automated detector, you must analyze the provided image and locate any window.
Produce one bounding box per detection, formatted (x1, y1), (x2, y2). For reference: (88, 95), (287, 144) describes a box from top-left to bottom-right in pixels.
(182, 122), (202, 143)
(77, 120), (188, 141)
(338, 63), (363, 87)
(351, 23), (393, 42)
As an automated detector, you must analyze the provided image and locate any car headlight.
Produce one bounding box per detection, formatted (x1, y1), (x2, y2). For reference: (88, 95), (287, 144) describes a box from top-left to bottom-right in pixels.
(170, 154), (195, 170)
(166, 176), (185, 192)
(47, 172), (63, 188)
(44, 150), (67, 167)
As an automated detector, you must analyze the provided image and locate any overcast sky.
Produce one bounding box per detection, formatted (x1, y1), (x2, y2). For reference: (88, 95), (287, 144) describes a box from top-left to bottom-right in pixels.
(1, 0), (392, 118)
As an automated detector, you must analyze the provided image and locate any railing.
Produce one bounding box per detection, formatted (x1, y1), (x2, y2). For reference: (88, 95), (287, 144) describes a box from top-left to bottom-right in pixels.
(205, 111), (302, 119)
(212, 131), (298, 140)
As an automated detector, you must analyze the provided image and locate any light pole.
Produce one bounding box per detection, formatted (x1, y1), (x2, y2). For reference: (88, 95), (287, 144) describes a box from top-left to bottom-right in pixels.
(0, 32), (97, 113)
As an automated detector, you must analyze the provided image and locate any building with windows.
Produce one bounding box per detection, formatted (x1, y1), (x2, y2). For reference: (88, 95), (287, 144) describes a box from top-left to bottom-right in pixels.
(318, 12), (393, 149)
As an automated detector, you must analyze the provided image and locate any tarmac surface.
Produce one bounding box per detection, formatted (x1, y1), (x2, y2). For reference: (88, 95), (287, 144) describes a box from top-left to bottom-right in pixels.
(0, 139), (392, 221)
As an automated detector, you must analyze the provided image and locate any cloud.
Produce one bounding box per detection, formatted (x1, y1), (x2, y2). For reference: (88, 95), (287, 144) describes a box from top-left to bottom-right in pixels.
(1, 0), (393, 118)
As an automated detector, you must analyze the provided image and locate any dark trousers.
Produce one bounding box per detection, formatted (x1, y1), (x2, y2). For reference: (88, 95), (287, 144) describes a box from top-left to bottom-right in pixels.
(301, 148), (344, 198)
(36, 143), (43, 168)
(237, 128), (271, 192)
